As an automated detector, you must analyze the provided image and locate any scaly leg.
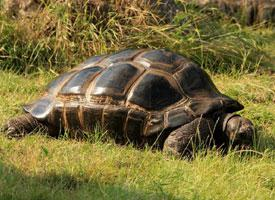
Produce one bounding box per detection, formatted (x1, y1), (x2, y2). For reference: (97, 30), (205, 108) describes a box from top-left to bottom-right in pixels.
(2, 113), (48, 138)
(163, 117), (215, 158)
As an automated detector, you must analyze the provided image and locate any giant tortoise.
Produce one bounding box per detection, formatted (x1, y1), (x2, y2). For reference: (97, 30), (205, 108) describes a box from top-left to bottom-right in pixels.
(3, 49), (255, 156)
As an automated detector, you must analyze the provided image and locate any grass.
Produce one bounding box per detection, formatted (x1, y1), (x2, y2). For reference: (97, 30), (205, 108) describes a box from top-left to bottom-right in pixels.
(0, 70), (274, 200)
(0, 0), (268, 73)
(0, 136), (274, 200)
(0, 1), (275, 199)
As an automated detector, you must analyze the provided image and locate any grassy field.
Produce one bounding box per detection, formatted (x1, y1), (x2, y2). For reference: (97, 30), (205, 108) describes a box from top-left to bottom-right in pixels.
(0, 71), (274, 199)
(0, 1), (275, 200)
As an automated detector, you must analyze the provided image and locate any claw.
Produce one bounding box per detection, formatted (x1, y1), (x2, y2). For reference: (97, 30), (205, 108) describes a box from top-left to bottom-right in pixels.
(7, 126), (16, 135)
(1, 122), (22, 139)
(2, 114), (41, 139)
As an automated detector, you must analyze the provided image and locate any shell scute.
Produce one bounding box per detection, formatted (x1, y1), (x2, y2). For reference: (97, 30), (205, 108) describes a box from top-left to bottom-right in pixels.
(166, 108), (193, 129)
(47, 72), (75, 94)
(47, 101), (64, 130)
(91, 63), (141, 99)
(60, 66), (102, 95)
(64, 102), (81, 130)
(128, 73), (182, 110)
(78, 55), (106, 69)
(174, 63), (220, 98)
(135, 49), (187, 73)
(82, 104), (104, 131)
(102, 49), (143, 66)
(173, 63), (244, 115)
(144, 113), (164, 136)
(23, 95), (55, 119)
(103, 106), (128, 141)
(125, 110), (147, 142)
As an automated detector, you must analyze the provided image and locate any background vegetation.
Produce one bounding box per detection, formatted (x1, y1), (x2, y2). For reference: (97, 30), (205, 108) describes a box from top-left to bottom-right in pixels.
(0, 0), (271, 73)
(0, 0), (274, 199)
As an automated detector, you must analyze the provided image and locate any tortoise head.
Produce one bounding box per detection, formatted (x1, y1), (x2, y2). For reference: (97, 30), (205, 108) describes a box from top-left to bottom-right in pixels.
(223, 114), (255, 148)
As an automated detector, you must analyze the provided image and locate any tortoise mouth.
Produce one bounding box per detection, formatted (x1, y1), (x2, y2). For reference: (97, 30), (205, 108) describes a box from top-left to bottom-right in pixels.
(235, 122), (254, 143)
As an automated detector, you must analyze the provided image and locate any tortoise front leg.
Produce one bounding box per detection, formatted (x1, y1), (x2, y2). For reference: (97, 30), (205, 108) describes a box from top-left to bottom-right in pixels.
(163, 117), (215, 158)
(2, 113), (48, 138)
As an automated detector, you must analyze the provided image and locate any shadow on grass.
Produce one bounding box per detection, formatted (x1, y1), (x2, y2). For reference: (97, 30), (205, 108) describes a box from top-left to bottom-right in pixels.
(0, 161), (178, 200)
(257, 134), (275, 152)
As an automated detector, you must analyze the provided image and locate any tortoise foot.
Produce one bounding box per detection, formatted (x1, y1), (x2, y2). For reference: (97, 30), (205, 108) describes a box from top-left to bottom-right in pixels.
(2, 120), (27, 139)
(2, 114), (46, 139)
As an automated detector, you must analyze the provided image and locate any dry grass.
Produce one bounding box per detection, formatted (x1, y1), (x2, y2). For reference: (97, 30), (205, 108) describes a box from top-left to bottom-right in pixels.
(0, 0), (267, 73)
(0, 1), (274, 199)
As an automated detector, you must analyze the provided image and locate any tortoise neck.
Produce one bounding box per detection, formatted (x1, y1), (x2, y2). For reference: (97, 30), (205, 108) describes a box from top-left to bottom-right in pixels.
(219, 113), (240, 133)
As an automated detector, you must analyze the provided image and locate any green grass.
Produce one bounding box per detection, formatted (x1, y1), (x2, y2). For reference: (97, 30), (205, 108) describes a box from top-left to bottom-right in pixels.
(0, 1), (268, 73)
(0, 1), (275, 199)
(0, 136), (274, 200)
(0, 70), (274, 200)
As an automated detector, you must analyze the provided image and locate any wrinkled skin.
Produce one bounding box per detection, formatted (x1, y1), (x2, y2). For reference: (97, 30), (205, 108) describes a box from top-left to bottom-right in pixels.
(162, 114), (255, 157)
(2, 113), (48, 139)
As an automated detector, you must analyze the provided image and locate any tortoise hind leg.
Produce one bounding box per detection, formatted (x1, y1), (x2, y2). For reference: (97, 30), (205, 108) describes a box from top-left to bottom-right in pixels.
(2, 113), (48, 138)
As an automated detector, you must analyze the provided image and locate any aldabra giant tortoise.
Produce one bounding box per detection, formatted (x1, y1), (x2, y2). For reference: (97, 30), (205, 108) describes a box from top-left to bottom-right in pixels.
(3, 49), (255, 156)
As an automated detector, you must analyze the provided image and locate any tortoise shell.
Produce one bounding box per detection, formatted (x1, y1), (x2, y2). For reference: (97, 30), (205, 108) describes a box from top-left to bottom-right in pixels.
(23, 49), (243, 140)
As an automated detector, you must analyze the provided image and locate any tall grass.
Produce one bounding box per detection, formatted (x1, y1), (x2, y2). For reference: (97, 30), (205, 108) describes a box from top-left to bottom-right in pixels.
(0, 0), (267, 73)
(0, 2), (274, 199)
